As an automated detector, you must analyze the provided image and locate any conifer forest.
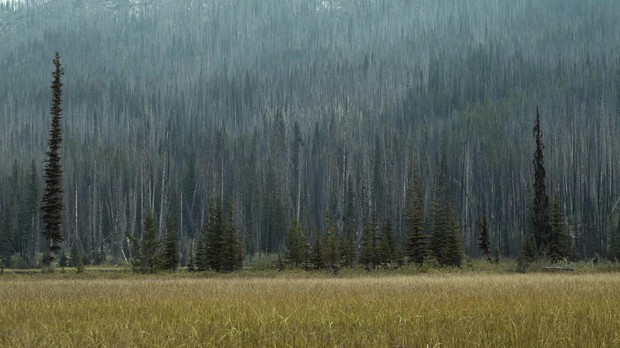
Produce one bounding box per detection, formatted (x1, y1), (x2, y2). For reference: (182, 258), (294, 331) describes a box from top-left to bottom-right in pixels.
(1, 0), (620, 270)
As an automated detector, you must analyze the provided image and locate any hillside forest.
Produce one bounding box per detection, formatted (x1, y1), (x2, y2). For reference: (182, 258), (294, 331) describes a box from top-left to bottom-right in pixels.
(1, 0), (620, 269)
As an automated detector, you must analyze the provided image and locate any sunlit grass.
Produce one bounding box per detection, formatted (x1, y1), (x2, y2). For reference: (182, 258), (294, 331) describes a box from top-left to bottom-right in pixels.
(1, 273), (620, 347)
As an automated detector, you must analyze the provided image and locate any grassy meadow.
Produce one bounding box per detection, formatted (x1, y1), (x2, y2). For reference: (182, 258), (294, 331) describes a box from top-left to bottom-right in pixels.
(1, 271), (620, 347)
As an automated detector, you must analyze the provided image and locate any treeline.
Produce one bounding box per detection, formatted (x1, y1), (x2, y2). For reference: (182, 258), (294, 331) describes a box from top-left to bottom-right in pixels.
(1, 0), (620, 269)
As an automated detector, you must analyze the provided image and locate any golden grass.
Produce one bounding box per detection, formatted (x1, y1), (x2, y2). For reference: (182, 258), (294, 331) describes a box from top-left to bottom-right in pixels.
(1, 274), (620, 347)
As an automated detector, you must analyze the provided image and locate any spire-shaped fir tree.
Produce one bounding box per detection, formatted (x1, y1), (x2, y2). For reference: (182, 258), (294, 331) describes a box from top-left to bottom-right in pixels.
(359, 211), (377, 271)
(478, 215), (491, 261)
(405, 161), (427, 264)
(132, 214), (162, 274)
(286, 220), (308, 268)
(41, 52), (65, 271)
(340, 177), (357, 267)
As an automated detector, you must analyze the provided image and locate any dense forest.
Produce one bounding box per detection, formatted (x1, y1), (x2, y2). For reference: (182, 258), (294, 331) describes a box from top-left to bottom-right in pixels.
(1, 0), (620, 269)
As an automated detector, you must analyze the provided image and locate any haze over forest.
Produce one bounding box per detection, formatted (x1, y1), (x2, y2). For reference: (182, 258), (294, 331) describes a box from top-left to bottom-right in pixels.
(1, 0), (620, 267)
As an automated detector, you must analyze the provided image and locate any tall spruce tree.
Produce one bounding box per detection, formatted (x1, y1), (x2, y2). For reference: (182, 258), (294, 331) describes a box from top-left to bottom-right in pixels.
(359, 212), (377, 270)
(20, 161), (39, 266)
(195, 235), (208, 272)
(187, 243), (197, 272)
(221, 209), (243, 273)
(430, 170), (449, 263)
(549, 196), (573, 260)
(522, 232), (538, 262)
(478, 215), (491, 261)
(532, 108), (552, 258)
(444, 206), (463, 267)
(324, 217), (340, 273)
(518, 231), (537, 272)
(41, 52), (65, 271)
(132, 214), (162, 274)
(405, 162), (426, 264)
(205, 202), (225, 271)
(340, 177), (357, 267)
(163, 215), (180, 272)
(1, 211), (14, 268)
(611, 218), (620, 261)
(310, 234), (325, 270)
(429, 155), (463, 267)
(286, 220), (308, 268)
(378, 219), (396, 267)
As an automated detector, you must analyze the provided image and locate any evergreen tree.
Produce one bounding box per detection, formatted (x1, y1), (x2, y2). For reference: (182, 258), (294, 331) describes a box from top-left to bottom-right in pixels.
(478, 215), (491, 261)
(70, 243), (84, 273)
(521, 232), (538, 262)
(359, 212), (377, 270)
(163, 215), (180, 272)
(205, 202), (225, 271)
(430, 176), (449, 264)
(1, 211), (14, 268)
(516, 254), (529, 273)
(286, 220), (307, 268)
(132, 214), (162, 274)
(187, 244), (196, 272)
(195, 234), (208, 272)
(444, 206), (463, 267)
(517, 232), (537, 272)
(493, 248), (500, 264)
(263, 166), (285, 253)
(310, 234), (325, 270)
(378, 219), (396, 267)
(221, 210), (243, 273)
(275, 253), (285, 271)
(532, 108), (552, 258)
(340, 178), (357, 267)
(41, 52), (64, 271)
(611, 218), (620, 261)
(549, 196), (573, 260)
(405, 162), (426, 264)
(19, 161), (38, 266)
(429, 156), (463, 267)
(324, 217), (340, 273)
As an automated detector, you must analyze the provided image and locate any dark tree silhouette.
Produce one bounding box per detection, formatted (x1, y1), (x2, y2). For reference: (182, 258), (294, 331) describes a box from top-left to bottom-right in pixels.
(478, 215), (491, 261)
(163, 215), (180, 272)
(221, 209), (243, 273)
(444, 206), (463, 267)
(286, 220), (307, 268)
(324, 217), (340, 273)
(310, 234), (325, 270)
(70, 243), (84, 273)
(405, 162), (426, 264)
(549, 196), (573, 260)
(206, 202), (225, 272)
(340, 178), (357, 267)
(378, 219), (396, 267)
(1, 211), (14, 268)
(430, 158), (450, 264)
(532, 108), (552, 258)
(186, 245), (196, 272)
(359, 212), (377, 271)
(132, 214), (162, 274)
(41, 52), (64, 271)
